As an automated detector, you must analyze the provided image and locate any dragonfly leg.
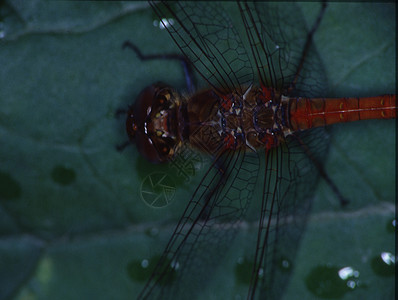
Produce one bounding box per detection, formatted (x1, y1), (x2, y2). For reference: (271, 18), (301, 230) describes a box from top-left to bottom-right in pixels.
(115, 107), (127, 118)
(114, 108), (131, 151)
(122, 40), (196, 93)
(288, 1), (328, 93)
(116, 140), (131, 152)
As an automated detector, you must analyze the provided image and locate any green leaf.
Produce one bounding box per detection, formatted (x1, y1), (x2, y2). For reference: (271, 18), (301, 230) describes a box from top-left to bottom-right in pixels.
(0, 2), (394, 300)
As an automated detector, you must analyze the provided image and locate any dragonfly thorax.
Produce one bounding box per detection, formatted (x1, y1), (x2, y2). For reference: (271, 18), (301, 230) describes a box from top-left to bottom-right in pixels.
(186, 86), (286, 154)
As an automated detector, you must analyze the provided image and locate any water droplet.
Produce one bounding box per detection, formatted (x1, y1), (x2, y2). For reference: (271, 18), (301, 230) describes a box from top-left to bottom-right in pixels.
(257, 267), (264, 278)
(170, 260), (180, 270)
(141, 259), (149, 268)
(346, 280), (356, 289)
(371, 252), (395, 277)
(381, 252), (395, 265)
(338, 266), (360, 280)
(127, 256), (160, 282)
(277, 256), (292, 272)
(127, 259), (152, 282)
(281, 259), (290, 269)
(306, 265), (360, 298)
(153, 18), (175, 30)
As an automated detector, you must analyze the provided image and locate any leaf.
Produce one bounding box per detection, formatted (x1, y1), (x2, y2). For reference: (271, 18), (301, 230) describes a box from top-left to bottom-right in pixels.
(0, 2), (395, 300)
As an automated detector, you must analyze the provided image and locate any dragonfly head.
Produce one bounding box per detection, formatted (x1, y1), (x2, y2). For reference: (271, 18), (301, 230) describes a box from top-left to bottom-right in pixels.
(126, 83), (182, 163)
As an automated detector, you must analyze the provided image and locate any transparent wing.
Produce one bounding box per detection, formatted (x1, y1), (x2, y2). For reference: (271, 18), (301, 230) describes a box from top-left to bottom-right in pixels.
(138, 149), (259, 299)
(235, 2), (331, 298)
(149, 1), (254, 96)
(239, 2), (328, 98)
(245, 128), (329, 299)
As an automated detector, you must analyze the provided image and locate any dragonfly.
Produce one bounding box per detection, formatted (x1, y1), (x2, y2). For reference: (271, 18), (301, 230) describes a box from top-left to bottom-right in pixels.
(121, 2), (396, 299)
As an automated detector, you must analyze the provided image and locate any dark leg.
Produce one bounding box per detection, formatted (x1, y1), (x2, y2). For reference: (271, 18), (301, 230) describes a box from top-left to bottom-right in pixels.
(288, 2), (327, 93)
(114, 108), (127, 118)
(116, 140), (130, 152)
(123, 40), (196, 94)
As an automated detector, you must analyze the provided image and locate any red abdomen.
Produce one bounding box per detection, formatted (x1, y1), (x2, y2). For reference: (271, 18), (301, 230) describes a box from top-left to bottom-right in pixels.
(289, 95), (396, 131)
